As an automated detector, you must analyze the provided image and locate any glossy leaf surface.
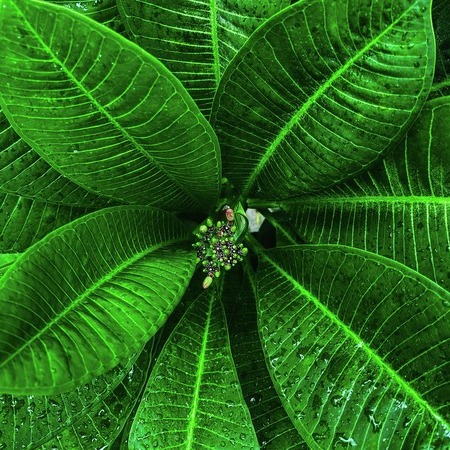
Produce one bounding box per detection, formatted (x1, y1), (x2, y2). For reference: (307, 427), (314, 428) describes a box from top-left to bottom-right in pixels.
(282, 97), (450, 291)
(257, 245), (450, 449)
(0, 343), (151, 449)
(118, 0), (291, 115)
(0, 206), (196, 395)
(0, 193), (90, 252)
(46, 0), (125, 32)
(224, 265), (306, 449)
(0, 253), (19, 278)
(0, 107), (111, 207)
(130, 289), (258, 449)
(212, 0), (434, 199)
(430, 0), (450, 97)
(0, 0), (221, 212)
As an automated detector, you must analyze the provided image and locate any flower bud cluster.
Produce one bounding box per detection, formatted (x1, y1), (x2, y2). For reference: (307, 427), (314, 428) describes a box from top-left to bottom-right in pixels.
(193, 209), (248, 288)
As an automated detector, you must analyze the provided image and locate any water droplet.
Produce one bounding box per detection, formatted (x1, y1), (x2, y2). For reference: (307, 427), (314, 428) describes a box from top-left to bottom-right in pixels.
(26, 402), (35, 414)
(365, 408), (382, 432)
(330, 395), (344, 407)
(269, 357), (280, 369)
(334, 434), (357, 447)
(403, 416), (412, 429)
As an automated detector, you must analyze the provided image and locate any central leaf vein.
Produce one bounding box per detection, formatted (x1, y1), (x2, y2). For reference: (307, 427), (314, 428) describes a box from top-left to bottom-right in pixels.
(186, 293), (213, 448)
(210, 0), (221, 86)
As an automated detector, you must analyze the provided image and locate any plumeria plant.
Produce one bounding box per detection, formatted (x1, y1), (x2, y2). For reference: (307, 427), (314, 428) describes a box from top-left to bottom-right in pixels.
(0, 0), (449, 448)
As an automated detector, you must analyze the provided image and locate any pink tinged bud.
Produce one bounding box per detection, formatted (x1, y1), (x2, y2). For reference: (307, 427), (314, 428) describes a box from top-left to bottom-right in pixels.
(225, 208), (234, 221)
(203, 276), (213, 289)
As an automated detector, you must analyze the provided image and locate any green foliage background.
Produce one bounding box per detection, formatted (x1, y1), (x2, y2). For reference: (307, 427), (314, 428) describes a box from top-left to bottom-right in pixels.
(0, 0), (449, 448)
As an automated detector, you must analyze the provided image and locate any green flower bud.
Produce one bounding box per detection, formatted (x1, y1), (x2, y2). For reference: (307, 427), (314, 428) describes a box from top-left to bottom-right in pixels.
(199, 224), (208, 234)
(202, 276), (213, 289)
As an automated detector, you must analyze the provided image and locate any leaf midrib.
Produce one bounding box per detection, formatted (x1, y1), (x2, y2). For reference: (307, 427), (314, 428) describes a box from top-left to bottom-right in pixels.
(241, 1), (423, 198)
(300, 195), (450, 205)
(0, 236), (187, 370)
(12, 1), (201, 208)
(260, 248), (450, 431)
(210, 0), (221, 86)
(186, 293), (213, 448)
(248, 195), (450, 208)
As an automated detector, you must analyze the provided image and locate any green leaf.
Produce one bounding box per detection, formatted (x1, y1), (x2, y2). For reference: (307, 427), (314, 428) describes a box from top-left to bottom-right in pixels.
(279, 96), (450, 292)
(211, 0), (435, 200)
(118, 0), (291, 116)
(0, 206), (196, 395)
(130, 289), (258, 449)
(232, 201), (249, 243)
(0, 343), (151, 449)
(257, 245), (450, 449)
(224, 265), (307, 449)
(0, 107), (112, 207)
(0, 0), (221, 212)
(45, 0), (126, 33)
(0, 192), (90, 252)
(0, 253), (19, 278)
(429, 0), (450, 98)
(259, 208), (304, 246)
